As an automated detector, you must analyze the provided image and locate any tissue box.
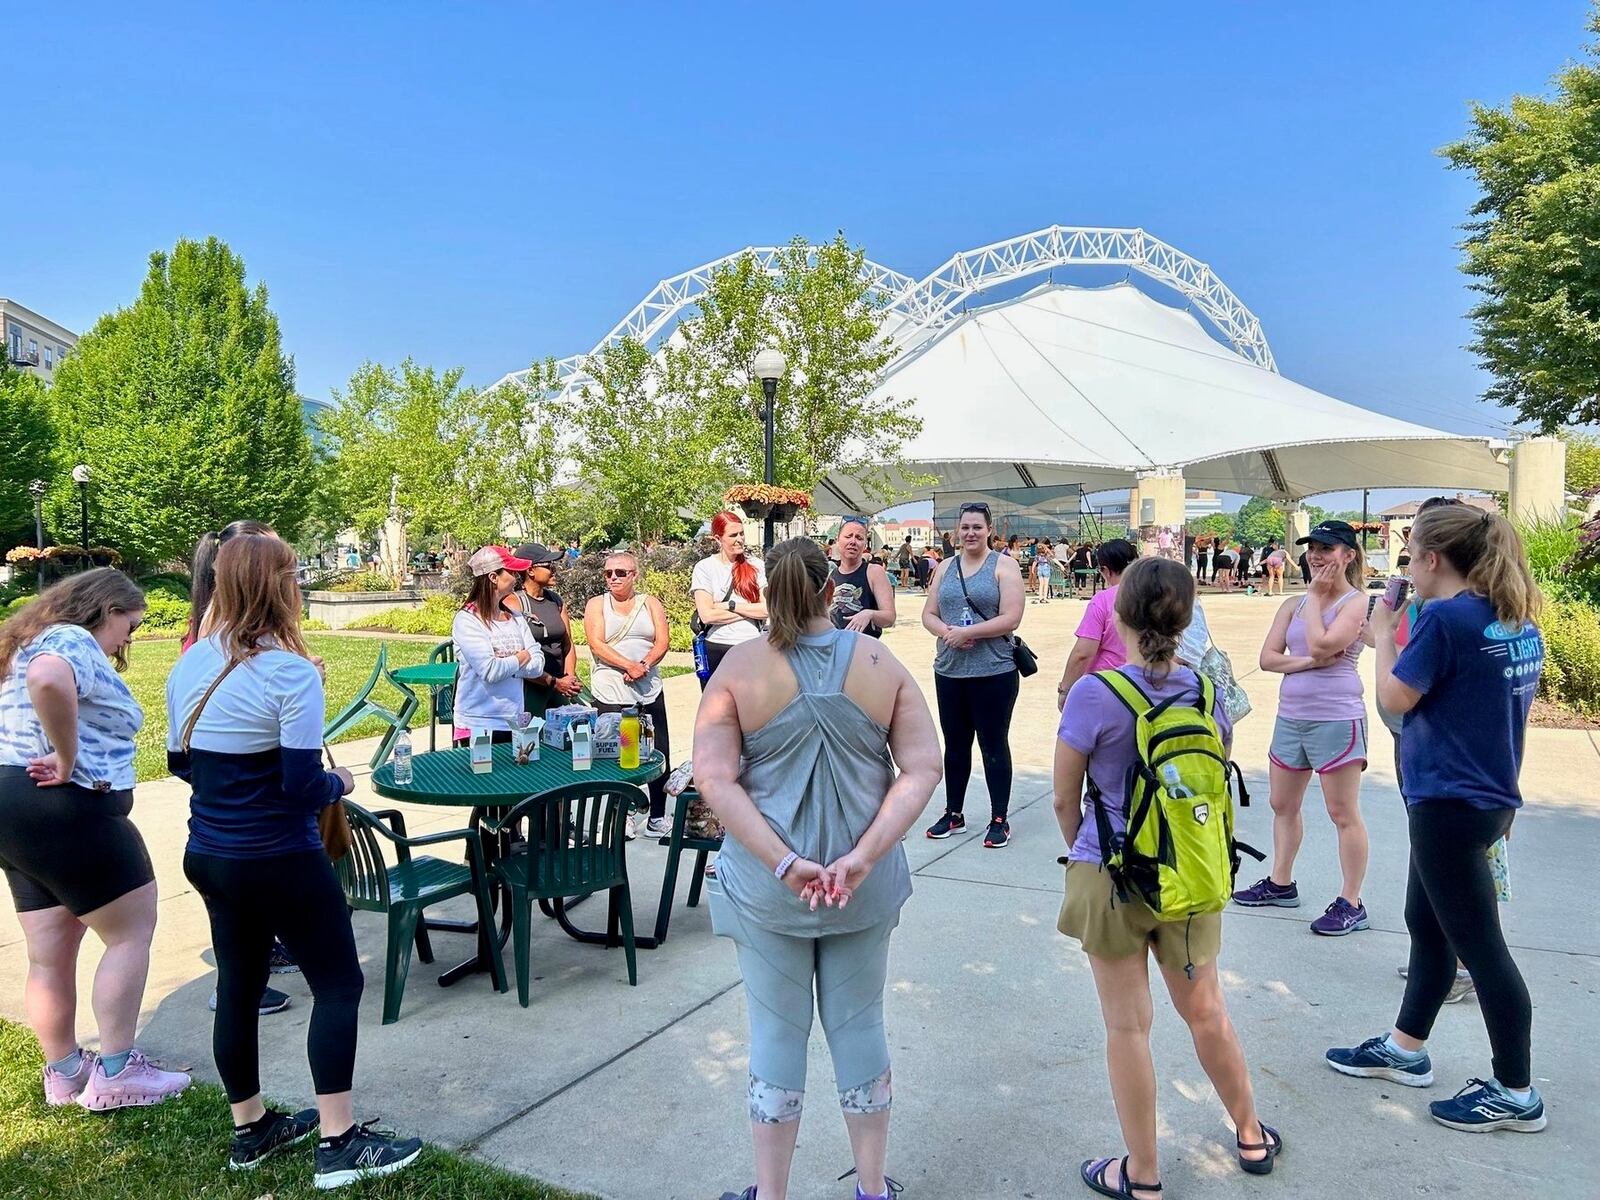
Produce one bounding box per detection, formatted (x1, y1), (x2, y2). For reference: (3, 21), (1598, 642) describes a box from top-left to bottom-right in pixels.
(541, 704), (598, 749)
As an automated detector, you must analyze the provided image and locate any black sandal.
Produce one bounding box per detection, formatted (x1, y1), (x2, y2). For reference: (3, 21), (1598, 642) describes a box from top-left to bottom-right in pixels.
(1080, 1156), (1162, 1199)
(1236, 1122), (1283, 1175)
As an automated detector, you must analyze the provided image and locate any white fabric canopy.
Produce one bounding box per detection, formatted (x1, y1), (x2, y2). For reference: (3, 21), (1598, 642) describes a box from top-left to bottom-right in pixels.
(817, 283), (1508, 512)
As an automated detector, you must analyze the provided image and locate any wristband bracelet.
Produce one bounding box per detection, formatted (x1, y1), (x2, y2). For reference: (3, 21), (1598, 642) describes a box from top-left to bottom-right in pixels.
(774, 850), (800, 879)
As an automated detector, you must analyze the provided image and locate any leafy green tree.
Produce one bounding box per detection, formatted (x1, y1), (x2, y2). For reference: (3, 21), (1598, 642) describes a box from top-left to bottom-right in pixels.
(1443, 8), (1600, 429)
(1185, 513), (1233, 539)
(0, 361), (55, 544)
(315, 359), (504, 549)
(568, 338), (726, 544)
(660, 234), (923, 506)
(1234, 496), (1286, 545)
(1563, 430), (1600, 495)
(48, 237), (312, 565)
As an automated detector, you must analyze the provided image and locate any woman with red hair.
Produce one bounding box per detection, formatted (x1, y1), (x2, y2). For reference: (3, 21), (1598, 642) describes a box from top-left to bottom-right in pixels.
(691, 512), (768, 689)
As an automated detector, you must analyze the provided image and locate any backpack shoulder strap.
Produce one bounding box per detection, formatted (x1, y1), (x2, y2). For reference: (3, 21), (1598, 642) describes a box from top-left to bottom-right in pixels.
(1092, 669), (1152, 719)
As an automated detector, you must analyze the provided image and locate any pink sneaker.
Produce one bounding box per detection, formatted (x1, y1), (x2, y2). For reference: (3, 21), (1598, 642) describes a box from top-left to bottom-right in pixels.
(43, 1051), (97, 1106)
(77, 1049), (190, 1111)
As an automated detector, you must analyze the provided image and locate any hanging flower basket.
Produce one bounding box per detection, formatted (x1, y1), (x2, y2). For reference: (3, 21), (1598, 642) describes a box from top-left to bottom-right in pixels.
(724, 485), (811, 523)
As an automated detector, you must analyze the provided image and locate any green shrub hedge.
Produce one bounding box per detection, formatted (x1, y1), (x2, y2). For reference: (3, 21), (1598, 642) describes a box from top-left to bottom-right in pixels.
(1540, 593), (1600, 717)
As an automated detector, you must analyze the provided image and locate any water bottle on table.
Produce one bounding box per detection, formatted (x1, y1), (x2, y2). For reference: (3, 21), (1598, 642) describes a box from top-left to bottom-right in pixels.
(391, 729), (413, 785)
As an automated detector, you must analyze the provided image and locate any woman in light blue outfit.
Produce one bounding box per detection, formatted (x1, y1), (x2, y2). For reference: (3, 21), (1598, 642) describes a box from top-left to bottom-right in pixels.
(695, 537), (943, 1200)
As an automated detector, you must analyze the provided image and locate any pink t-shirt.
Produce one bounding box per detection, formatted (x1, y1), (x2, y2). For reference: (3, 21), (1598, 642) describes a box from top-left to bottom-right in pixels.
(1076, 585), (1128, 673)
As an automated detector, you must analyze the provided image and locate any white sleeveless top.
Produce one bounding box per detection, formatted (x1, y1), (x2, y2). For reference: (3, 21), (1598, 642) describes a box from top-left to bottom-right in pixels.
(589, 594), (662, 704)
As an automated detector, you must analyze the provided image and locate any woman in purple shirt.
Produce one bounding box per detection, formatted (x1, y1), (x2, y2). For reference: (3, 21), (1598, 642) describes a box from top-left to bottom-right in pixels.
(1055, 558), (1279, 1198)
(1234, 521), (1374, 936)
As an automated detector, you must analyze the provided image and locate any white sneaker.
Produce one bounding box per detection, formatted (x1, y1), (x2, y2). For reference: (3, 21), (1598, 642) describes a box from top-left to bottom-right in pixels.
(623, 814), (640, 841)
(644, 816), (674, 839)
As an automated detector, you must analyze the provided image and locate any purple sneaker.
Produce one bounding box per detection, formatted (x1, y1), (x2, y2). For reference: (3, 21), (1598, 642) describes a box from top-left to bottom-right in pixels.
(1231, 877), (1300, 908)
(43, 1051), (96, 1107)
(1310, 897), (1370, 936)
(77, 1048), (190, 1111)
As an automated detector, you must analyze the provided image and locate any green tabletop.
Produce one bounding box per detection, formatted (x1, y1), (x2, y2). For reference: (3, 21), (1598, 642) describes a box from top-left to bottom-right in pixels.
(370, 743), (663, 807)
(390, 662), (459, 687)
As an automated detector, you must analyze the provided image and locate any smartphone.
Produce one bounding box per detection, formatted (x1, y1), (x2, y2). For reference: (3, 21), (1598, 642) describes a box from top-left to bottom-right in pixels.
(1383, 576), (1412, 611)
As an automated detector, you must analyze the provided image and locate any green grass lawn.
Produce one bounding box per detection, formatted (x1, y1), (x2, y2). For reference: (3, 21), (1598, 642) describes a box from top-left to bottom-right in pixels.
(0, 1018), (592, 1200)
(124, 634), (686, 783)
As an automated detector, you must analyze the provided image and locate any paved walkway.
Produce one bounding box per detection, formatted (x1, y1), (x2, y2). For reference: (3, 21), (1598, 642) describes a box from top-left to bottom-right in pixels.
(3, 590), (1593, 1199)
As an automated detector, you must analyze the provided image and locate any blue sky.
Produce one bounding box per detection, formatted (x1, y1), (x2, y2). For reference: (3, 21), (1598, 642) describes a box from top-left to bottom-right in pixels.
(6, 1), (1591, 512)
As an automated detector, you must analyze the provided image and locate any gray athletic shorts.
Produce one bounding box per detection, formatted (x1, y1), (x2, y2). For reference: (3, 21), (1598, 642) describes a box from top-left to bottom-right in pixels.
(1269, 716), (1367, 774)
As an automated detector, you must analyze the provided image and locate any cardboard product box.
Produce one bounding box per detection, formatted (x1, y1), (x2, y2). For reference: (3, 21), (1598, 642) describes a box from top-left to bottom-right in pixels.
(541, 704), (598, 749)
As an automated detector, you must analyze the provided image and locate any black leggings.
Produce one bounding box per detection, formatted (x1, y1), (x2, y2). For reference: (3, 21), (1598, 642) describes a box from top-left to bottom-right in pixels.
(595, 694), (671, 819)
(184, 849), (364, 1103)
(933, 671), (1019, 821)
(1396, 802), (1530, 1088)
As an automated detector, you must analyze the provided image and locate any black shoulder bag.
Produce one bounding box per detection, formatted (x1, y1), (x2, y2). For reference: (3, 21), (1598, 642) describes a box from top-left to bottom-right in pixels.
(952, 553), (1039, 677)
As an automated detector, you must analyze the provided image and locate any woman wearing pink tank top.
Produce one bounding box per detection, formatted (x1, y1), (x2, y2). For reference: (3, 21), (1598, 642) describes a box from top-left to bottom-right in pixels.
(1233, 521), (1375, 938)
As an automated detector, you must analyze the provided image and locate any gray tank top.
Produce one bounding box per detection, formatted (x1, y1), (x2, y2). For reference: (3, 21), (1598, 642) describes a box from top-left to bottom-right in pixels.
(709, 628), (911, 938)
(934, 551), (1015, 678)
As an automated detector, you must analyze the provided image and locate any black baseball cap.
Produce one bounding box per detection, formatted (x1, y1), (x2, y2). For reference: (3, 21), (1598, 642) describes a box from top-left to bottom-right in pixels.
(512, 542), (564, 567)
(1295, 520), (1358, 551)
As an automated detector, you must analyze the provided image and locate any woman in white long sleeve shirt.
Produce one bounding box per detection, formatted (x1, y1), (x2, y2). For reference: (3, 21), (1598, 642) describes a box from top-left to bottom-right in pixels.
(450, 546), (546, 741)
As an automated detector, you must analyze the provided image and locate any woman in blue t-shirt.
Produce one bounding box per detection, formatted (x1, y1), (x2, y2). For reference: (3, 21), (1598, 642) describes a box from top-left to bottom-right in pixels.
(1327, 506), (1547, 1134)
(1055, 558), (1280, 1198)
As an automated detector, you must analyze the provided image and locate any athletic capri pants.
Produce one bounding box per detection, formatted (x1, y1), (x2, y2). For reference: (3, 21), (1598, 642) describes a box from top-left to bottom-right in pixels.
(724, 906), (897, 1124)
(0, 765), (155, 915)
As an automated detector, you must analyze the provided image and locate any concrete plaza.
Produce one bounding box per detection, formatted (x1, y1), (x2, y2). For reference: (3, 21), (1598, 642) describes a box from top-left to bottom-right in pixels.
(2, 589), (1594, 1199)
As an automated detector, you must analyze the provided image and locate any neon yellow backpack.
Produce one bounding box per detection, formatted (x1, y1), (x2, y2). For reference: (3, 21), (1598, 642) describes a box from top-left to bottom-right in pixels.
(1087, 670), (1262, 968)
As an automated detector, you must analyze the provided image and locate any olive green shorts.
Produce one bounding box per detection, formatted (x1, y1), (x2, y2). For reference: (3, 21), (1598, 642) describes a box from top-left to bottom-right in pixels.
(1057, 860), (1222, 970)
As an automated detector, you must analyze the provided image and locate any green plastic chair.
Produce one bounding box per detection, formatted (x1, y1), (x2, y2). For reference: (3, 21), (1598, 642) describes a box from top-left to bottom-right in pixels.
(335, 802), (507, 1024)
(322, 645), (419, 769)
(653, 787), (722, 945)
(427, 640), (456, 726)
(480, 782), (644, 1007)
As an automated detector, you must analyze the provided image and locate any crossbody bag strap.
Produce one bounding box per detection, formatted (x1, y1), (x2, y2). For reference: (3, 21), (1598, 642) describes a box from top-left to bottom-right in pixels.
(605, 594), (648, 646)
(180, 657), (244, 753)
(953, 552), (1011, 635)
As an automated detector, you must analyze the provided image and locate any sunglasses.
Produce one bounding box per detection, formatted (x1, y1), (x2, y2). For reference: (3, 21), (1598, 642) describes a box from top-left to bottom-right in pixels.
(603, 568), (635, 578)
(959, 503), (991, 515)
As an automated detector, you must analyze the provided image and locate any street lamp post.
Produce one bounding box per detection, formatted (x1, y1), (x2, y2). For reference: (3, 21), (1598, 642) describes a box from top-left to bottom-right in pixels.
(752, 348), (787, 552)
(71, 465), (91, 570)
(28, 479), (47, 587)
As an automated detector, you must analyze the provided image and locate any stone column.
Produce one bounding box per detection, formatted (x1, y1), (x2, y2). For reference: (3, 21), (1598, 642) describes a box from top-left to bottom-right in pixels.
(1134, 469), (1185, 561)
(1282, 503), (1312, 547)
(1509, 435), (1566, 524)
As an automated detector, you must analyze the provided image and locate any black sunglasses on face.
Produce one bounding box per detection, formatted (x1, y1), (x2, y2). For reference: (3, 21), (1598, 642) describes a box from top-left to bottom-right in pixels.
(603, 568), (635, 578)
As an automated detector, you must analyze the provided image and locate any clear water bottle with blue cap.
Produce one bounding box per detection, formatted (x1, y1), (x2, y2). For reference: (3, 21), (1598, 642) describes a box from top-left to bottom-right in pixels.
(1160, 762), (1192, 799)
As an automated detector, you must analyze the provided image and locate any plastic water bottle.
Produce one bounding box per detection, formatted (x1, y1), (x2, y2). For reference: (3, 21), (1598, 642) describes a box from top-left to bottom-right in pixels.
(958, 604), (975, 627)
(1160, 762), (1192, 799)
(693, 635), (711, 681)
(640, 713), (655, 758)
(392, 729), (413, 785)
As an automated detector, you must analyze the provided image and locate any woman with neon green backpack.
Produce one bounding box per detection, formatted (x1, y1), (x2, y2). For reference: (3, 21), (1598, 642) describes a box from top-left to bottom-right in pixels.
(1054, 556), (1281, 1199)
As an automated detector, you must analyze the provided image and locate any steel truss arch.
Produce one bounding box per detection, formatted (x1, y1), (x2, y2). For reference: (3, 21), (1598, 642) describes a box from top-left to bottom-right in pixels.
(882, 225), (1275, 371)
(492, 246), (917, 397)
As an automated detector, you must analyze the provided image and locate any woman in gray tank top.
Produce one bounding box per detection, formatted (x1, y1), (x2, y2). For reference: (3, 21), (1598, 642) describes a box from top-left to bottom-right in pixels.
(920, 502), (1026, 848)
(695, 538), (943, 1200)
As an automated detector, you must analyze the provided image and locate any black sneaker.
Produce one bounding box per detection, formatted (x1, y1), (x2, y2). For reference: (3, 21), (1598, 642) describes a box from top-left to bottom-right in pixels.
(268, 940), (300, 975)
(209, 986), (292, 1015)
(228, 1107), (319, 1170)
(925, 812), (967, 839)
(983, 819), (1011, 848)
(313, 1120), (423, 1190)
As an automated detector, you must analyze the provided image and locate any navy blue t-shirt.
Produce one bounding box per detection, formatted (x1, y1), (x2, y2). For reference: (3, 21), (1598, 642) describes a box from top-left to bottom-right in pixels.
(1393, 592), (1543, 809)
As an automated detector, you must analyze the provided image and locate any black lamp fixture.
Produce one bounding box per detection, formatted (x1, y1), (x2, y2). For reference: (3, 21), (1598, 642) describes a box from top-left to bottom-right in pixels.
(752, 347), (787, 551)
(71, 464), (90, 569)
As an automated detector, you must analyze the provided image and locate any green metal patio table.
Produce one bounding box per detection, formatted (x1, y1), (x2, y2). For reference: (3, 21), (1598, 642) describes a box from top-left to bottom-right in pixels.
(371, 743), (665, 985)
(389, 661), (459, 751)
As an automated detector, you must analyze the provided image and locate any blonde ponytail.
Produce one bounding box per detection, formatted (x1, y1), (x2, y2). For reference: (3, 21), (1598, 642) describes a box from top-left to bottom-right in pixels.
(1344, 542), (1366, 591)
(764, 537), (830, 650)
(1411, 506), (1542, 628)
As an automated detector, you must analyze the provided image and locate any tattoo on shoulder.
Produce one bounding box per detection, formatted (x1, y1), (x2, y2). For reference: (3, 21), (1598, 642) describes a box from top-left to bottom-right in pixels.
(869, 651), (880, 666)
